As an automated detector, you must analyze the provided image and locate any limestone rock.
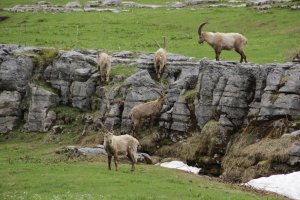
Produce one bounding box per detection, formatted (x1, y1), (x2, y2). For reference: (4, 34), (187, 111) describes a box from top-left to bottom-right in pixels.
(102, 0), (121, 6)
(65, 1), (81, 8)
(0, 91), (22, 117)
(0, 54), (34, 93)
(26, 85), (59, 132)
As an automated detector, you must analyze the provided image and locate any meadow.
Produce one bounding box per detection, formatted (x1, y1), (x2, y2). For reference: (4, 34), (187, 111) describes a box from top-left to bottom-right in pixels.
(0, 132), (286, 200)
(0, 1), (299, 199)
(0, 4), (299, 63)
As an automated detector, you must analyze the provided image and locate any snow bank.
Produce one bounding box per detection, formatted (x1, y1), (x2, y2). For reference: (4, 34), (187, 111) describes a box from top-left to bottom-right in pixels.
(246, 172), (300, 200)
(158, 161), (201, 174)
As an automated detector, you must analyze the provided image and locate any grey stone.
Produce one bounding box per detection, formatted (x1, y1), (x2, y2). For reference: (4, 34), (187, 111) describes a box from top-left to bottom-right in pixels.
(74, 68), (92, 82)
(102, 0), (121, 6)
(289, 144), (300, 157)
(169, 2), (186, 8)
(123, 70), (156, 88)
(65, 1), (81, 8)
(111, 75), (125, 84)
(0, 91), (22, 116)
(70, 81), (95, 111)
(84, 1), (102, 8)
(246, 0), (290, 7)
(0, 55), (33, 93)
(113, 51), (134, 58)
(26, 85), (59, 132)
(288, 156), (300, 166)
(0, 116), (20, 133)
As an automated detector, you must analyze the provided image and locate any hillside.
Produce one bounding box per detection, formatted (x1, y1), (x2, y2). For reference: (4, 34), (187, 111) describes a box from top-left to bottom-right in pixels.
(0, 0), (300, 199)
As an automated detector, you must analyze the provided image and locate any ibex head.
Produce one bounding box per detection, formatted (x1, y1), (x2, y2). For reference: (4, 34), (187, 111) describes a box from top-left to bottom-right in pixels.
(198, 22), (208, 44)
(104, 130), (114, 144)
(153, 89), (168, 104)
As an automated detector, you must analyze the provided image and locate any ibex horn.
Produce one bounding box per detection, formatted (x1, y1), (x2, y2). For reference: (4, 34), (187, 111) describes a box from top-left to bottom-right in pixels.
(153, 88), (164, 97)
(155, 40), (161, 48)
(198, 22), (208, 35)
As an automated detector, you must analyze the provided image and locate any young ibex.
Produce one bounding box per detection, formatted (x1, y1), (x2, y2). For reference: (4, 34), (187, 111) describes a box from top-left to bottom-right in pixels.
(128, 89), (167, 137)
(103, 131), (140, 171)
(154, 37), (167, 79)
(97, 52), (111, 82)
(198, 22), (248, 63)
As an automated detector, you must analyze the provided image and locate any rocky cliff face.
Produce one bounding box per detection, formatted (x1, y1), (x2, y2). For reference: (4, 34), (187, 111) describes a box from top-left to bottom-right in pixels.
(0, 44), (299, 181)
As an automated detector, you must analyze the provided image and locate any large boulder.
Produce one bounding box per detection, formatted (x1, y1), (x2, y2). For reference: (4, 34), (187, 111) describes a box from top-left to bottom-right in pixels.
(26, 85), (59, 132)
(0, 91), (22, 133)
(0, 54), (34, 94)
(44, 50), (98, 104)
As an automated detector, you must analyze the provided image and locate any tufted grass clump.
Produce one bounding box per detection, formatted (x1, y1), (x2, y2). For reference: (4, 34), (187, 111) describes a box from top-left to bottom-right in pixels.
(39, 47), (59, 65)
(180, 89), (198, 101)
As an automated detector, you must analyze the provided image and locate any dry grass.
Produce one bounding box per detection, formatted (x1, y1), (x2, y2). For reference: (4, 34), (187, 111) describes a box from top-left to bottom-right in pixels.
(78, 133), (104, 147)
(156, 134), (202, 161)
(156, 120), (220, 161)
(222, 119), (298, 183)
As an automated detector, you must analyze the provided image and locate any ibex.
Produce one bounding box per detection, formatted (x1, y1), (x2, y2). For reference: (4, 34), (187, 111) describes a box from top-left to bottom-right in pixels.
(154, 37), (167, 79)
(198, 22), (248, 63)
(128, 89), (167, 137)
(97, 52), (111, 82)
(103, 130), (140, 171)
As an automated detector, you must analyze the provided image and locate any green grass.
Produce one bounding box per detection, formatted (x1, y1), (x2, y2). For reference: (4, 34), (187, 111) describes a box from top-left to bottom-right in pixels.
(0, 0), (89, 8)
(111, 64), (138, 78)
(0, 134), (285, 200)
(0, 7), (299, 63)
(0, 0), (181, 8)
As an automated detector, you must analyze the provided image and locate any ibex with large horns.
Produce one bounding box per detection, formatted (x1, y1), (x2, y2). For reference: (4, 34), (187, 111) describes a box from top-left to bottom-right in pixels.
(128, 89), (167, 137)
(198, 22), (248, 63)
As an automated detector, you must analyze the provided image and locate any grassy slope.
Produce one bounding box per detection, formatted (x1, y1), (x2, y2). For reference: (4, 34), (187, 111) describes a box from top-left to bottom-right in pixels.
(0, 7), (299, 63)
(0, 0), (180, 8)
(0, 134), (285, 200)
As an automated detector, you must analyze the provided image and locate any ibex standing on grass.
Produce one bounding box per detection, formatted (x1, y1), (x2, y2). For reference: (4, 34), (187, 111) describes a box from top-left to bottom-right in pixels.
(198, 22), (248, 63)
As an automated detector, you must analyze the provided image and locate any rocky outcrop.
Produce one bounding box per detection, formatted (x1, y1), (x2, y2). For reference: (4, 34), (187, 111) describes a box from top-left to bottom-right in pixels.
(0, 44), (299, 181)
(0, 45), (34, 132)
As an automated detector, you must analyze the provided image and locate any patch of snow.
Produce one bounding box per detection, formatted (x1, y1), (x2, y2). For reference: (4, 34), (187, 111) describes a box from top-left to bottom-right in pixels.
(158, 161), (201, 174)
(246, 172), (300, 200)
